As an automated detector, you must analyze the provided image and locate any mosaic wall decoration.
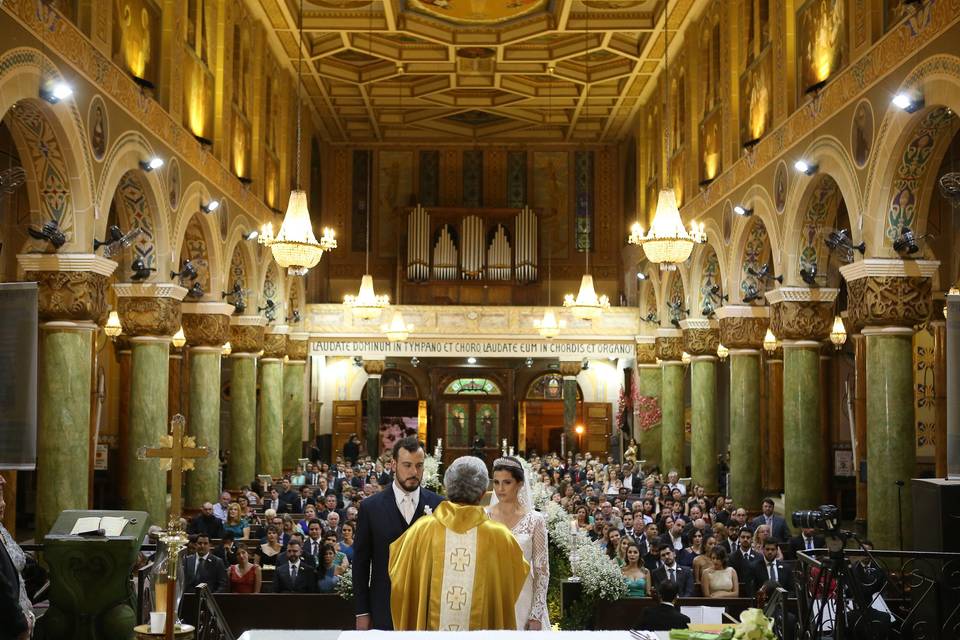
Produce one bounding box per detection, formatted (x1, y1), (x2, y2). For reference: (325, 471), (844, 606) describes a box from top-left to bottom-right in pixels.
(377, 150), (414, 257)
(418, 150), (440, 207)
(532, 151), (569, 257)
(462, 149), (483, 208)
(263, 263), (278, 305)
(913, 327), (936, 457)
(111, 0), (160, 84)
(740, 48), (772, 146)
(740, 217), (771, 303)
(885, 106), (957, 242)
(574, 150), (594, 252)
(183, 214), (211, 292)
(851, 100), (874, 168)
(113, 170), (156, 270)
(700, 247), (721, 316)
(644, 280), (658, 318)
(774, 161), (788, 213)
(506, 150), (527, 208)
(667, 271), (685, 324)
(288, 283), (300, 321)
(229, 243), (246, 290)
(796, 0), (847, 96)
(351, 149), (372, 253)
(798, 175), (841, 274)
(8, 100), (73, 237)
(167, 156), (181, 211)
(87, 95), (108, 161)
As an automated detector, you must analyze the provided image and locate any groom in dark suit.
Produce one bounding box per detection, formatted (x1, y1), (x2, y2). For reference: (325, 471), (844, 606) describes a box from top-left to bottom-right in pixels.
(354, 437), (443, 630)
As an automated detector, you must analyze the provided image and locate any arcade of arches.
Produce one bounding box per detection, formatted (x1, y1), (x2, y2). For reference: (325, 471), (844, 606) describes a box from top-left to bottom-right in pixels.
(0, 0), (959, 559)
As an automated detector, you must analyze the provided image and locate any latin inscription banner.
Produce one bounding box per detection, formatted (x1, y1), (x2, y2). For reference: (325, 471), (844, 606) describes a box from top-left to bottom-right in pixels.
(310, 338), (635, 359)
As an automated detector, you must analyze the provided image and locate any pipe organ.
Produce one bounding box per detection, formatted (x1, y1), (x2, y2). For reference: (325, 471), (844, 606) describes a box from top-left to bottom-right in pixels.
(405, 205), (539, 286)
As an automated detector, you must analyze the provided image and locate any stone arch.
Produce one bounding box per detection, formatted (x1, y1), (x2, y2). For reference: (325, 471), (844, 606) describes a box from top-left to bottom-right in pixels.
(175, 213), (214, 298)
(730, 214), (776, 306)
(259, 261), (286, 323)
(863, 54), (960, 256)
(96, 130), (170, 277)
(689, 242), (723, 318)
(0, 51), (96, 254)
(104, 169), (161, 280)
(223, 222), (258, 295)
(174, 181), (224, 296)
(727, 185), (781, 303)
(639, 268), (662, 324)
(781, 136), (863, 284)
(661, 269), (687, 328)
(287, 276), (306, 324)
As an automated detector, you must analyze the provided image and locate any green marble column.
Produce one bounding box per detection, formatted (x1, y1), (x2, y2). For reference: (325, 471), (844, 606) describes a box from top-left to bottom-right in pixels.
(563, 376), (578, 451)
(36, 324), (95, 538)
(783, 342), (823, 526)
(283, 360), (307, 470)
(636, 365), (662, 466)
(227, 354), (257, 489)
(660, 362), (685, 476)
(128, 338), (171, 526)
(365, 374), (382, 458)
(730, 350), (762, 509)
(691, 356), (718, 492)
(258, 359), (284, 478)
(186, 347), (222, 509)
(865, 328), (915, 550)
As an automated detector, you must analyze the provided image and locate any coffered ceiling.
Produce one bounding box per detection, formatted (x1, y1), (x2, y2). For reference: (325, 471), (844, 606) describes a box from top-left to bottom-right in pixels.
(251, 0), (702, 143)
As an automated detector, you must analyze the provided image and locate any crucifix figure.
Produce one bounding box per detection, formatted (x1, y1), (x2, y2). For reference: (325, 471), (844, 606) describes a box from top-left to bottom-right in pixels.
(140, 413), (210, 529)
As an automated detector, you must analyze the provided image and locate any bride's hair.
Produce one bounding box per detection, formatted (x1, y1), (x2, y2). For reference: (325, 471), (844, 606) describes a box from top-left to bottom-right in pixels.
(492, 456), (525, 483)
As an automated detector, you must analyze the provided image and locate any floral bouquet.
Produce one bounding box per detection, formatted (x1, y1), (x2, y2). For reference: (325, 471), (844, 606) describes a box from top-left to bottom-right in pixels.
(422, 454), (441, 492)
(335, 568), (353, 601)
(635, 395), (662, 432)
(732, 608), (775, 640)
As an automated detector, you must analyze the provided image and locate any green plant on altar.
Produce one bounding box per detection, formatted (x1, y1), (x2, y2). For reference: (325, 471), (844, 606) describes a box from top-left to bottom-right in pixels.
(335, 567), (353, 601)
(422, 454), (441, 492)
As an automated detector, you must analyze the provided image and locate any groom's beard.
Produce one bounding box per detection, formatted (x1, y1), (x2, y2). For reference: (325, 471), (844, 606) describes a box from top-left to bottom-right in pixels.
(397, 474), (421, 492)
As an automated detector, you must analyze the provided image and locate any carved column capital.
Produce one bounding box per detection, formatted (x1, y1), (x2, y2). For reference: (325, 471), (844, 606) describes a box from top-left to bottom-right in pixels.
(113, 283), (188, 338)
(655, 328), (684, 361)
(363, 359), (386, 376)
(286, 332), (310, 361)
(840, 259), (939, 328)
(635, 339), (657, 364)
(766, 287), (838, 341)
(18, 254), (117, 324)
(558, 360), (582, 377)
(715, 305), (769, 349)
(181, 302), (234, 347)
(679, 318), (719, 356)
(229, 315), (267, 353)
(263, 326), (289, 360)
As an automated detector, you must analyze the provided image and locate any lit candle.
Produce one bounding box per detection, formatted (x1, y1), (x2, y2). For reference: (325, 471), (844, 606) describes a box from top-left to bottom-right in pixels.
(502, 438), (507, 455)
(154, 580), (168, 613)
(570, 519), (577, 534)
(509, 446), (515, 456)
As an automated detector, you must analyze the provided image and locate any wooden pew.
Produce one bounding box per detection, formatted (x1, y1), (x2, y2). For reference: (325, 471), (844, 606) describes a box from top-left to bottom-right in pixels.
(181, 593), (356, 635)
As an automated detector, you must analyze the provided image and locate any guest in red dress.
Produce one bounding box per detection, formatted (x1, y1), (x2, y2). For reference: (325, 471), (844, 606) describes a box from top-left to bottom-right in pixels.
(229, 547), (262, 593)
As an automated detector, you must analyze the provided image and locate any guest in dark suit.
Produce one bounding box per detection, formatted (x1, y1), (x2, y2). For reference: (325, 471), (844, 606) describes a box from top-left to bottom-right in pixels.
(787, 528), (825, 559)
(749, 498), (790, 541)
(636, 580), (691, 631)
(730, 529), (760, 596)
(273, 540), (317, 593)
(184, 534), (228, 593)
(293, 487), (316, 514)
(263, 488), (282, 514)
(277, 478), (299, 514)
(751, 540), (793, 593)
(651, 547), (694, 597)
(188, 503), (225, 538)
(212, 531), (239, 567)
(354, 437), (444, 630)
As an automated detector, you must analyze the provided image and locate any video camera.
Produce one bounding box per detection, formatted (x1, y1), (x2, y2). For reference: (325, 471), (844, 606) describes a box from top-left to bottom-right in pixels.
(791, 504), (841, 531)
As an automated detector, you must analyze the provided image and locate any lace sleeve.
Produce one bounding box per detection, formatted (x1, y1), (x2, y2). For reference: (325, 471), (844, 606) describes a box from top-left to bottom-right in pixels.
(529, 513), (551, 623)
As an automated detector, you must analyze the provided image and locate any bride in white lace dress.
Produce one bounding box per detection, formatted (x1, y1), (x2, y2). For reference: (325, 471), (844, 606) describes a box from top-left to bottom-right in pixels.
(487, 456), (550, 631)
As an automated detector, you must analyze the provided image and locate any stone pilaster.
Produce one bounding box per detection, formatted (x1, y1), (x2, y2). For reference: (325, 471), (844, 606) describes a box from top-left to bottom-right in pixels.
(18, 254), (117, 538)
(258, 326), (287, 478)
(181, 302), (233, 509)
(716, 306), (768, 509)
(656, 329), (685, 476)
(226, 315), (267, 490)
(283, 333), (309, 470)
(114, 282), (188, 526)
(364, 359), (386, 458)
(767, 287), (838, 529)
(681, 319), (719, 492)
(841, 259), (939, 549)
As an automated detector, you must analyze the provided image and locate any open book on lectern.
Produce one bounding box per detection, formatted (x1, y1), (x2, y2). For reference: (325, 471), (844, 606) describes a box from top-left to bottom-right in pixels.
(69, 516), (130, 537)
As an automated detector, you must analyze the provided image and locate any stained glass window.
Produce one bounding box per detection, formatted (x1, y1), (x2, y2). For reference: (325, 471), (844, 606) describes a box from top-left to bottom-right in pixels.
(443, 378), (501, 395)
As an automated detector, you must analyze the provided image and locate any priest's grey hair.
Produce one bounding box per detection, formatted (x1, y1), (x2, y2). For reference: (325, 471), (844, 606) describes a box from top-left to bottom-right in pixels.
(444, 456), (489, 505)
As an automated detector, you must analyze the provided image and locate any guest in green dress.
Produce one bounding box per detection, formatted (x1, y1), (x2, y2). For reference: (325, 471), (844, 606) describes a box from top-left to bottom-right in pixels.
(621, 542), (651, 598)
(224, 502), (250, 539)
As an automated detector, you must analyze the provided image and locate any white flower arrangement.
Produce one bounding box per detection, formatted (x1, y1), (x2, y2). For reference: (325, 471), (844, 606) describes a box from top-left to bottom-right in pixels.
(733, 608), (775, 640)
(422, 454), (441, 492)
(335, 567), (353, 601)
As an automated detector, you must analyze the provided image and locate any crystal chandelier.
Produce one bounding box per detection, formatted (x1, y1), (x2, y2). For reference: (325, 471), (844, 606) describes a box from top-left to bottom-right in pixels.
(763, 328), (779, 354)
(829, 315), (847, 350)
(258, 0), (336, 276)
(564, 274), (610, 320)
(382, 309), (413, 342)
(535, 308), (564, 338)
(716, 342), (729, 361)
(626, 1), (705, 268)
(344, 274), (389, 320)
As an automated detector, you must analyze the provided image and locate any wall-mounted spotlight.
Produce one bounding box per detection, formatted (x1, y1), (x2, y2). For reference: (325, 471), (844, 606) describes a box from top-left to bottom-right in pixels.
(353, 356), (364, 367)
(39, 81), (73, 104)
(698, 177), (717, 187)
(467, 357), (477, 365)
(286, 310), (302, 324)
(803, 79), (828, 96)
(140, 157), (164, 171)
(186, 282), (205, 298)
(800, 264), (819, 286)
(637, 272), (649, 280)
(242, 230), (259, 241)
(893, 226), (927, 255)
(237, 176), (253, 186)
(94, 225), (141, 257)
(171, 260), (198, 282)
(525, 357), (533, 368)
(892, 92), (924, 113)
(201, 199), (220, 214)
(131, 75), (155, 91)
(747, 264), (783, 284)
(581, 358), (590, 370)
(742, 283), (763, 304)
(733, 204), (753, 217)
(794, 159), (818, 175)
(193, 134), (214, 149)
(130, 257), (155, 281)
(742, 137), (761, 151)
(410, 357), (420, 368)
(642, 312), (659, 324)
(27, 219), (67, 248)
(258, 299), (277, 322)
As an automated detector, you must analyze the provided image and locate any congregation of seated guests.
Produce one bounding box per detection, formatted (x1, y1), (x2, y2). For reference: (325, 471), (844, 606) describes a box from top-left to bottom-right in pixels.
(183, 445), (816, 601)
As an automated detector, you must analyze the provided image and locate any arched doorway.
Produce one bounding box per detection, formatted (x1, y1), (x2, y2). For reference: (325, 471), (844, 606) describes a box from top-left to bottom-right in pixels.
(521, 373), (582, 456)
(431, 370), (513, 467)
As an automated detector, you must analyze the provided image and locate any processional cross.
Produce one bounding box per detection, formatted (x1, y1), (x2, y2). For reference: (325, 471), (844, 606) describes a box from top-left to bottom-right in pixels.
(139, 414), (209, 640)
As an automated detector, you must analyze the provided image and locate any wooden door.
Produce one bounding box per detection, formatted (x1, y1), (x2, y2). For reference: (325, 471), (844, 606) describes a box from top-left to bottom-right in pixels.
(518, 401), (527, 455)
(584, 402), (612, 456)
(332, 401), (362, 461)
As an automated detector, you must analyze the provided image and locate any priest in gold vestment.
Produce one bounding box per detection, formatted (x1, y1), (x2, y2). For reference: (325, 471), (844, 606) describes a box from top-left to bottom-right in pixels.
(389, 456), (530, 631)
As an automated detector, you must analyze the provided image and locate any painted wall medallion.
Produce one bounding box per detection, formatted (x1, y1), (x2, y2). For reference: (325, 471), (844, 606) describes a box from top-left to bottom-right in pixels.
(167, 157), (181, 211)
(774, 160), (788, 213)
(851, 99), (874, 168)
(88, 95), (108, 161)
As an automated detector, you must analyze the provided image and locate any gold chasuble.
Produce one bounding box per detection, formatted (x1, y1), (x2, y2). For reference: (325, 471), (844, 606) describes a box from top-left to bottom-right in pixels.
(389, 501), (530, 630)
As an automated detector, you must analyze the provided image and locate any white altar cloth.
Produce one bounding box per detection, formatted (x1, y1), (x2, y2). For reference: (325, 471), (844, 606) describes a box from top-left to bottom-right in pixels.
(237, 632), (670, 640)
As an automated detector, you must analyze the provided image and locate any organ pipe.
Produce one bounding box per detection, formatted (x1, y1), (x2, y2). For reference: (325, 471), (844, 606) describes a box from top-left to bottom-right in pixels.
(461, 215), (483, 279)
(487, 224), (511, 281)
(407, 204), (430, 282)
(515, 205), (538, 283)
